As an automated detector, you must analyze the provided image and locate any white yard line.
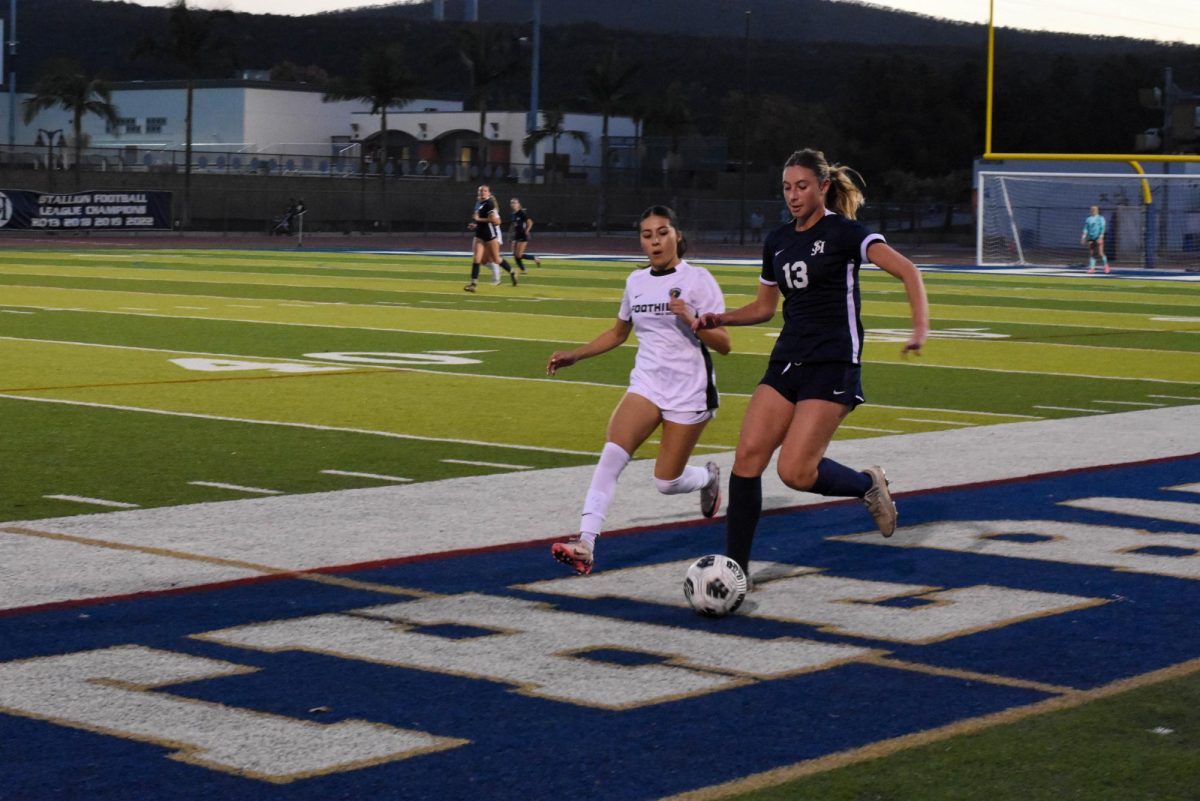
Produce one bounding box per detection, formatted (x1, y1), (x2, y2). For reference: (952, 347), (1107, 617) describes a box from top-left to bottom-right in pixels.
(0, 394), (602, 457)
(321, 469), (413, 483)
(1148, 394), (1200, 401)
(441, 459), (533, 471)
(42, 494), (140, 509)
(897, 418), (978, 427)
(1092, 400), (1167, 407)
(1034, 405), (1105, 414)
(189, 481), (284, 496)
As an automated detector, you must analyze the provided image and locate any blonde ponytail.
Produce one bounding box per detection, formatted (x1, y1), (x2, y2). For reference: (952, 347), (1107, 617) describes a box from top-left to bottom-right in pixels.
(783, 148), (866, 220)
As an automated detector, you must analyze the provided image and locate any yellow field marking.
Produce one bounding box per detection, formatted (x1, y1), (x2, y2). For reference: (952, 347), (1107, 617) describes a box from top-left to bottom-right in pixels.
(863, 655), (1078, 695)
(662, 656), (1200, 801)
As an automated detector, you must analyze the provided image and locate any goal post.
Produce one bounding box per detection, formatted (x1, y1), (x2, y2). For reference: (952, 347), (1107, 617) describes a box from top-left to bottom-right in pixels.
(976, 171), (1200, 269)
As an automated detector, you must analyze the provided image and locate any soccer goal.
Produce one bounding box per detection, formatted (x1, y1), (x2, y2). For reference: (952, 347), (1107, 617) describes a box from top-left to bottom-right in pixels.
(977, 171), (1200, 269)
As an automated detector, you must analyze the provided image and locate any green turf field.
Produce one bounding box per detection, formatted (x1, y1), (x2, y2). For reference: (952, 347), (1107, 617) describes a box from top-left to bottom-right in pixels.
(1, 248), (1197, 520)
(1, 247), (1199, 799)
(0, 249), (1194, 504)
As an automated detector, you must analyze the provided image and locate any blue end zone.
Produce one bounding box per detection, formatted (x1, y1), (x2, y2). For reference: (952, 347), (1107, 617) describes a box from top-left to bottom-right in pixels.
(2, 456), (1197, 800)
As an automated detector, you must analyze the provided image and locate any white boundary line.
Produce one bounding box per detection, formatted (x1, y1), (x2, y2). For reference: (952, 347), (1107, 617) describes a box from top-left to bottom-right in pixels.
(0, 394), (602, 457)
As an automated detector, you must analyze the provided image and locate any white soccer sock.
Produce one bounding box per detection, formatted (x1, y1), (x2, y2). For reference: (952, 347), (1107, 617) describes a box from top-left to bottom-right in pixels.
(654, 464), (709, 495)
(579, 442), (632, 545)
(489, 263), (501, 281)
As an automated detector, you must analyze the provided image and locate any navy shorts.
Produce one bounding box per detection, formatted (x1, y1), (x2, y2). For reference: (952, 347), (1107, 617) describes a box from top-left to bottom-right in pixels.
(474, 223), (501, 243)
(759, 361), (865, 408)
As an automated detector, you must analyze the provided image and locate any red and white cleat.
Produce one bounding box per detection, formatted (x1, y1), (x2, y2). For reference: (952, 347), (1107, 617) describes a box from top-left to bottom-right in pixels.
(551, 538), (594, 575)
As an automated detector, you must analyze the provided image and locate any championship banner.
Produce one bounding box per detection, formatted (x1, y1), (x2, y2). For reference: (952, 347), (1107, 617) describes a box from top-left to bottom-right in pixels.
(0, 189), (173, 231)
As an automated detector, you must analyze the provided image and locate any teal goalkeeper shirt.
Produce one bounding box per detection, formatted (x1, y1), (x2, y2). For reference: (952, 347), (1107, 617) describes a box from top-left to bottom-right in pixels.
(1083, 214), (1106, 240)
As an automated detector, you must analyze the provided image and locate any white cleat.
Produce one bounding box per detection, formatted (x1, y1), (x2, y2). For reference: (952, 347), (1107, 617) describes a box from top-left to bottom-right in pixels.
(861, 465), (897, 537)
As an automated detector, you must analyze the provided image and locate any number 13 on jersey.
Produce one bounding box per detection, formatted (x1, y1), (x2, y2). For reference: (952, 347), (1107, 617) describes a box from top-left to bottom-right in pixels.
(781, 260), (809, 290)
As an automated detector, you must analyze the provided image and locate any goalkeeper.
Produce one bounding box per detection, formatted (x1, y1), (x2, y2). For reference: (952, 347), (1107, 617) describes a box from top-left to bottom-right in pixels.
(1081, 205), (1110, 273)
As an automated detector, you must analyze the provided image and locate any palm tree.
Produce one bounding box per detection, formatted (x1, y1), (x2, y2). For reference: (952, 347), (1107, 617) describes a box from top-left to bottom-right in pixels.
(522, 108), (590, 182)
(323, 45), (420, 207)
(584, 47), (640, 233)
(133, 0), (233, 227)
(456, 24), (522, 169)
(22, 60), (120, 189)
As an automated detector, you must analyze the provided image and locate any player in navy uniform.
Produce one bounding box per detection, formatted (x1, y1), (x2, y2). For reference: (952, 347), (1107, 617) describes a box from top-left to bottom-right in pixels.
(547, 206), (730, 575)
(464, 184), (518, 291)
(695, 148), (928, 577)
(508, 197), (541, 271)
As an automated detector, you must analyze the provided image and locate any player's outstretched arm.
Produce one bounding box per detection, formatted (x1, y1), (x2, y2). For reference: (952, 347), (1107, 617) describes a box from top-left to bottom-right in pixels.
(870, 241), (928, 356)
(547, 319), (633, 375)
(693, 283), (780, 332)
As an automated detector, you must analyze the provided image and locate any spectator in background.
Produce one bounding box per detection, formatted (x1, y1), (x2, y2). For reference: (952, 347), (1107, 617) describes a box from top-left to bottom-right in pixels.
(749, 209), (764, 243)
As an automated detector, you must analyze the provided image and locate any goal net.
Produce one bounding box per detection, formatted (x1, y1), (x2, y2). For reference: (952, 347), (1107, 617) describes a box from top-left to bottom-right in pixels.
(977, 171), (1200, 269)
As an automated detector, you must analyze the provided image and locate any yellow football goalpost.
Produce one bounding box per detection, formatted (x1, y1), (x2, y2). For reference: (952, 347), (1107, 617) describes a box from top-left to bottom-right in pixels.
(980, 0), (1199, 268)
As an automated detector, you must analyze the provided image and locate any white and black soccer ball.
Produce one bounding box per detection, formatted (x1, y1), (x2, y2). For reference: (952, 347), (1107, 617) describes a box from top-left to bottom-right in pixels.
(682, 554), (747, 617)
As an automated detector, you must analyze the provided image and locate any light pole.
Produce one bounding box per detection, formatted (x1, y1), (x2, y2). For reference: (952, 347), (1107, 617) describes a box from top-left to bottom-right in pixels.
(36, 127), (63, 192)
(519, 0), (541, 183)
(6, 0), (16, 147)
(738, 10), (751, 246)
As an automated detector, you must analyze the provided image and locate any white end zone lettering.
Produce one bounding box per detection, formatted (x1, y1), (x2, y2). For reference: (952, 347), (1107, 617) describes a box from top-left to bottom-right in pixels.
(196, 593), (872, 709)
(833, 519), (1200, 579)
(522, 561), (1103, 644)
(0, 645), (466, 782)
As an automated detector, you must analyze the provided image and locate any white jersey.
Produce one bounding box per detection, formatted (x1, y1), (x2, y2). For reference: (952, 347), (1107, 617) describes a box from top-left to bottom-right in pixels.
(618, 259), (725, 412)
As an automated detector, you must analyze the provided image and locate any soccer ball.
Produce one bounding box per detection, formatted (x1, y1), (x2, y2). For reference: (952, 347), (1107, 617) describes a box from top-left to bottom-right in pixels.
(682, 554), (748, 617)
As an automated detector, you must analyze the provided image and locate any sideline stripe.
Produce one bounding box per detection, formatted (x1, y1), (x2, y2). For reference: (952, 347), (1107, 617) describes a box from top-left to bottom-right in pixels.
(6, 450), (1198, 619)
(0, 394), (603, 457)
(0, 526), (439, 614)
(41, 495), (140, 509)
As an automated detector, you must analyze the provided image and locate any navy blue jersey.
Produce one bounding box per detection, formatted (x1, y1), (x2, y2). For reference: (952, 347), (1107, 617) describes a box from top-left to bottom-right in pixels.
(474, 197), (499, 241)
(511, 209), (530, 239)
(760, 212), (884, 365)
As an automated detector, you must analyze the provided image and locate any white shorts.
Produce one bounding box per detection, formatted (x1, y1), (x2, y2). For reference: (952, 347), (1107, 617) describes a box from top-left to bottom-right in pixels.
(661, 408), (714, 425)
(627, 388), (714, 426)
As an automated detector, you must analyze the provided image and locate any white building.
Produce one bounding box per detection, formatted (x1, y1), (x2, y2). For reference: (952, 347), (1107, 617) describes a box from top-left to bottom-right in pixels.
(7, 79), (635, 183)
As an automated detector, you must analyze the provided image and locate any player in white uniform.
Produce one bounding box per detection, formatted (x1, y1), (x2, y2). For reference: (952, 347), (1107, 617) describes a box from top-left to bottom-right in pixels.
(546, 206), (731, 575)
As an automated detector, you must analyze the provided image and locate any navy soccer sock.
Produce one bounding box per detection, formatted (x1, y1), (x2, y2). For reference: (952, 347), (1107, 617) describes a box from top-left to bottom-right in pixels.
(809, 457), (871, 497)
(725, 472), (762, 574)
(470, 262), (481, 281)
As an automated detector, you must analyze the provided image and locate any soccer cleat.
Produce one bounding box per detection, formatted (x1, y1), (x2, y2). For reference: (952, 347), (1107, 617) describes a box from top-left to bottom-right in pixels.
(510, 270), (519, 286)
(463, 282), (476, 292)
(534, 256), (542, 267)
(700, 461), (721, 518)
(492, 278), (502, 286)
(1104, 265), (1111, 274)
(1087, 266), (1096, 274)
(861, 465), (897, 537)
(551, 538), (594, 575)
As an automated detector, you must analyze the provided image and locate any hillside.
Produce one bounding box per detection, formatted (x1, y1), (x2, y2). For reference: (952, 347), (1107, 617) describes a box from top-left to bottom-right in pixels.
(11, 0), (1200, 183)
